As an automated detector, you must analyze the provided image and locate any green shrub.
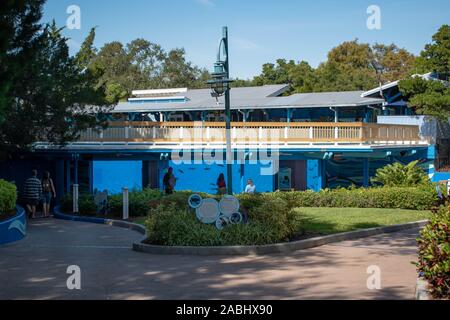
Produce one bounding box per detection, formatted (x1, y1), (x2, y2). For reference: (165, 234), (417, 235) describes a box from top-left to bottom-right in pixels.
(0, 180), (17, 214)
(258, 186), (437, 211)
(371, 161), (430, 187)
(109, 188), (163, 217)
(145, 194), (302, 246)
(60, 193), (97, 216)
(145, 204), (222, 246)
(417, 204), (450, 299)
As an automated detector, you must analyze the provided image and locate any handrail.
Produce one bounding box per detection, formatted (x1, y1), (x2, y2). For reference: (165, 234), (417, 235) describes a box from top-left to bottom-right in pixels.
(77, 121), (423, 145)
(108, 121), (418, 129)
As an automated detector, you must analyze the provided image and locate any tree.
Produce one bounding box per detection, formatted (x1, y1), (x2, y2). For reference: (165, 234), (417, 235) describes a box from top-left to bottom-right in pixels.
(93, 41), (138, 102)
(160, 48), (209, 89)
(0, 14), (111, 157)
(370, 43), (416, 82)
(252, 59), (315, 93)
(75, 27), (97, 70)
(250, 40), (416, 93)
(399, 25), (450, 119)
(0, 0), (46, 125)
(92, 40), (210, 101)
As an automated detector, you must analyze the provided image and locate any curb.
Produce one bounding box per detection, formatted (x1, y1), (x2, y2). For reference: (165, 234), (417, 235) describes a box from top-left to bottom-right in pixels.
(415, 278), (433, 300)
(133, 220), (429, 256)
(53, 207), (146, 236)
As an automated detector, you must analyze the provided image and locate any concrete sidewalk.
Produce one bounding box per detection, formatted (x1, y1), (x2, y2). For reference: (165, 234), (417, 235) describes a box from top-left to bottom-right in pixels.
(0, 218), (421, 300)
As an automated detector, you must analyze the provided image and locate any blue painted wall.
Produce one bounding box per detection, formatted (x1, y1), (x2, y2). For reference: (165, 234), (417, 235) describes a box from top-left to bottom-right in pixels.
(93, 161), (142, 194)
(0, 207), (26, 245)
(159, 161), (275, 194)
(307, 160), (325, 191)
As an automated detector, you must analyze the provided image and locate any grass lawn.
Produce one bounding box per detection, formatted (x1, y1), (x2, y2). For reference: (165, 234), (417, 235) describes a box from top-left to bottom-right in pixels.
(132, 207), (431, 235)
(293, 207), (431, 235)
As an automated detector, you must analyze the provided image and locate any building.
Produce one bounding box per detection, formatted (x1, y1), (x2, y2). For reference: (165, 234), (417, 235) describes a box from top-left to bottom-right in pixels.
(1, 74), (449, 202)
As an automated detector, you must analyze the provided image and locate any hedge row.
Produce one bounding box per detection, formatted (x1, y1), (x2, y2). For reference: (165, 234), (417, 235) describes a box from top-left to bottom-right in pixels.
(238, 186), (438, 211)
(0, 180), (17, 215)
(60, 190), (214, 218)
(61, 185), (438, 218)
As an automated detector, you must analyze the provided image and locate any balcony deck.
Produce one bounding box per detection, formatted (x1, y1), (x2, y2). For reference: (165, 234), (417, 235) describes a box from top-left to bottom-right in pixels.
(35, 122), (429, 151)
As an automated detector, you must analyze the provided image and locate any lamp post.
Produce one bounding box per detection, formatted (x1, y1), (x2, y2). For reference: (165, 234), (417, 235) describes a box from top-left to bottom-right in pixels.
(208, 27), (234, 195)
(372, 61), (388, 115)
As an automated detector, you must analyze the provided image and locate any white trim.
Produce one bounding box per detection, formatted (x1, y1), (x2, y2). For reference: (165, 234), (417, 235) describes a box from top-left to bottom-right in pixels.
(128, 96), (187, 102)
(361, 73), (437, 98)
(131, 88), (188, 96)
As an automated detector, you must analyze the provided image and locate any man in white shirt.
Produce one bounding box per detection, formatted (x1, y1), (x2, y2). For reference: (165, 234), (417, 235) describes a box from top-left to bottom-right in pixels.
(244, 179), (256, 194)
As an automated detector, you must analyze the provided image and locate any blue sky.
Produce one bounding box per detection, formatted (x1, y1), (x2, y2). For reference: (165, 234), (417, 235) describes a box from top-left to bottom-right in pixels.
(43, 0), (450, 79)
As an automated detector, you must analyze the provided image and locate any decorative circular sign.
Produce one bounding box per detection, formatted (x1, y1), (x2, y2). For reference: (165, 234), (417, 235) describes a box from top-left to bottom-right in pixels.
(229, 212), (243, 224)
(215, 215), (229, 230)
(188, 194), (203, 209)
(195, 198), (220, 224)
(219, 195), (240, 217)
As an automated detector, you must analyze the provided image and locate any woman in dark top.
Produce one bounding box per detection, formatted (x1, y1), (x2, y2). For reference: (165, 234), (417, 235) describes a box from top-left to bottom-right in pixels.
(217, 173), (227, 195)
(41, 171), (56, 218)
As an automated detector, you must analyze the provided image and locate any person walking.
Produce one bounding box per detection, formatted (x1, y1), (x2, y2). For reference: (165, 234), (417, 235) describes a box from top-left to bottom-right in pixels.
(217, 173), (227, 195)
(163, 167), (177, 195)
(41, 171), (56, 218)
(23, 169), (42, 219)
(244, 179), (256, 194)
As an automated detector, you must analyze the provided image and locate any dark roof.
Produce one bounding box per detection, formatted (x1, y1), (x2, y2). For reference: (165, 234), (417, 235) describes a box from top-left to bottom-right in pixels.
(112, 84), (384, 113)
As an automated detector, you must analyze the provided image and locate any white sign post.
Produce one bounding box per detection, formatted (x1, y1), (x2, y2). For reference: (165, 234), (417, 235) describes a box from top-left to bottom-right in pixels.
(73, 184), (79, 213)
(447, 179), (450, 197)
(123, 187), (129, 220)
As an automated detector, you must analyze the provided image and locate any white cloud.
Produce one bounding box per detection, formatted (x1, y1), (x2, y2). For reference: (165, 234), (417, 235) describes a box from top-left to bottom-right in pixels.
(231, 37), (260, 51)
(195, 0), (214, 7)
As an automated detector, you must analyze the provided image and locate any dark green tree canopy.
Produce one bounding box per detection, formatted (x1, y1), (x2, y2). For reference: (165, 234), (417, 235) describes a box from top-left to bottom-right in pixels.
(399, 25), (450, 119)
(239, 40), (415, 93)
(0, 2), (111, 157)
(87, 38), (210, 103)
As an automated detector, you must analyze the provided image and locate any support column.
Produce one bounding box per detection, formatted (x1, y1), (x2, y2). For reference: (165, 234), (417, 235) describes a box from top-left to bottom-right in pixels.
(55, 160), (64, 204)
(74, 159), (79, 185)
(201, 111), (208, 123)
(286, 108), (294, 123)
(66, 160), (71, 194)
(240, 162), (245, 193)
(363, 158), (370, 188)
(239, 110), (251, 123)
(364, 107), (371, 123)
(88, 160), (93, 193)
(307, 159), (326, 192)
(163, 112), (172, 122)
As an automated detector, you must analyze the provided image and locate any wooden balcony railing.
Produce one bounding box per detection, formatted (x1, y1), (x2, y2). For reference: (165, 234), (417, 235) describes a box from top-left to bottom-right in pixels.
(78, 121), (424, 145)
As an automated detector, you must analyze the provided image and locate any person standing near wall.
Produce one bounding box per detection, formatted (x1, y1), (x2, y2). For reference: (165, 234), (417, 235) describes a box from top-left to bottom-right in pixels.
(23, 170), (42, 219)
(217, 173), (227, 195)
(245, 179), (256, 194)
(163, 167), (177, 195)
(41, 171), (56, 218)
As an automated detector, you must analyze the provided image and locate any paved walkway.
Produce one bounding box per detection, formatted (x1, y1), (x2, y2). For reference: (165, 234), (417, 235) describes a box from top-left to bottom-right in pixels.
(0, 218), (421, 300)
